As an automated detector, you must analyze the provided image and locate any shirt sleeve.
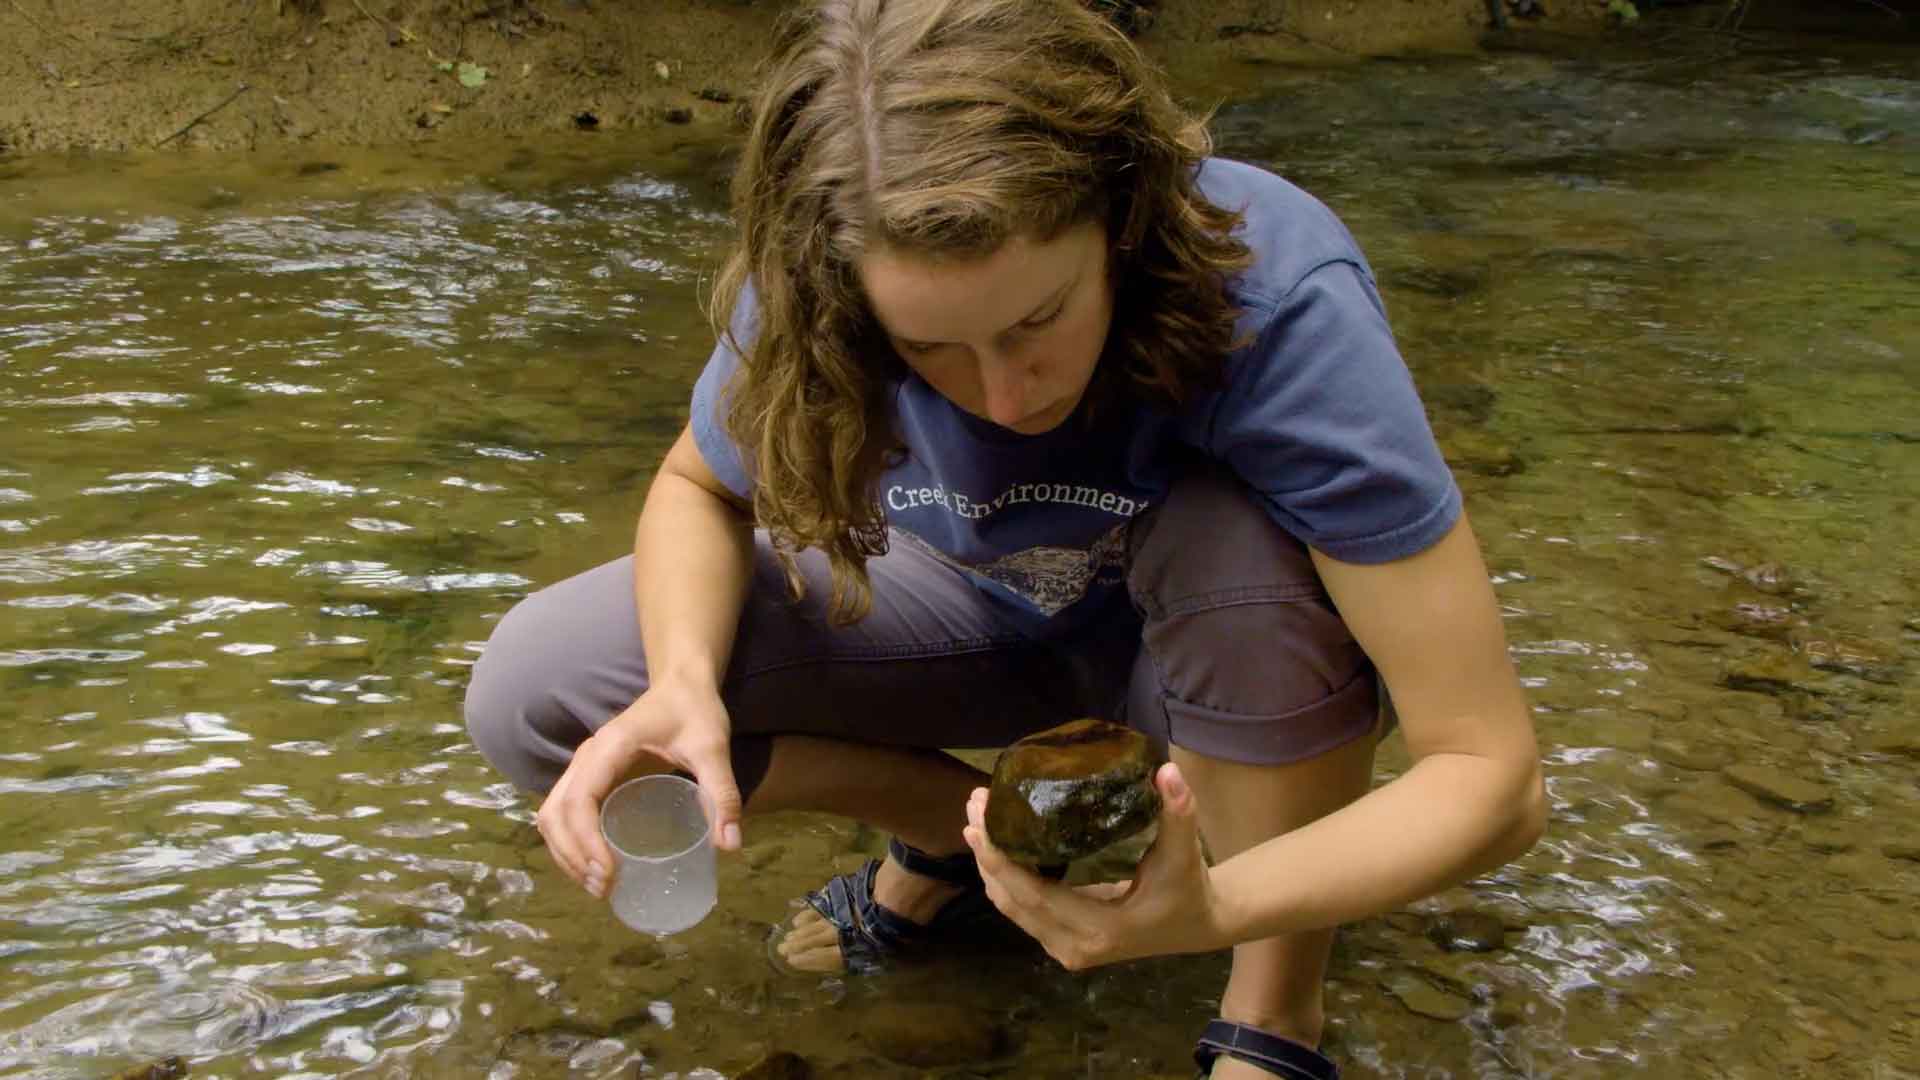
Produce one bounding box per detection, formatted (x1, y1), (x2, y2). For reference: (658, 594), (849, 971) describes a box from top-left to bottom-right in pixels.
(687, 282), (758, 500)
(1195, 260), (1462, 564)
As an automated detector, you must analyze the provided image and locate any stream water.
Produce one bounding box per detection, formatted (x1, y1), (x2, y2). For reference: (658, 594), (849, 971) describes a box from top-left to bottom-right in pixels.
(1, 30), (1916, 1080)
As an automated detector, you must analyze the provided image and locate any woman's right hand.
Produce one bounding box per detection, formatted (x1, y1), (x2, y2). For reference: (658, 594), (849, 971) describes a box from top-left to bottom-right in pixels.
(533, 679), (743, 900)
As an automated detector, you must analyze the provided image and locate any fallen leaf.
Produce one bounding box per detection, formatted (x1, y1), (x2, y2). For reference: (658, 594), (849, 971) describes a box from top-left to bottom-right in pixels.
(428, 101), (455, 114)
(458, 61), (489, 88)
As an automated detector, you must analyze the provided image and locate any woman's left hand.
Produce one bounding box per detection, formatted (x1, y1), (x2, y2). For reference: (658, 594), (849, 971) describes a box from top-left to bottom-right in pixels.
(962, 761), (1231, 971)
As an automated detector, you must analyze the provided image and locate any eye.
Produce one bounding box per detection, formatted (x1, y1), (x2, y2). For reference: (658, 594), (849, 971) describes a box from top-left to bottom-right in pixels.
(1019, 300), (1066, 330)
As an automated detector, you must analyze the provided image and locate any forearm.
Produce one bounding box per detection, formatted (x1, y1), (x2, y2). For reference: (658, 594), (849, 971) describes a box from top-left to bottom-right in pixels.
(631, 470), (754, 695)
(1210, 750), (1547, 942)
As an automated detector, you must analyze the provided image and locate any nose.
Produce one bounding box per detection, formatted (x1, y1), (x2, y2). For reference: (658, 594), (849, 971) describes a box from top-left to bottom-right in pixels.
(977, 351), (1035, 427)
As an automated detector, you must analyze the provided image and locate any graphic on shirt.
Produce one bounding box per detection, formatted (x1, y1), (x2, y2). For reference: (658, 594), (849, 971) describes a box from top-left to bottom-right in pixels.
(883, 479), (1152, 521)
(894, 518), (1134, 617)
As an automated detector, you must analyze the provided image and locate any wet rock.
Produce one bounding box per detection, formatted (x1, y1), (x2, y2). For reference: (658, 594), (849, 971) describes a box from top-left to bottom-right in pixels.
(1872, 910), (1914, 941)
(1713, 602), (1805, 642)
(1385, 264), (1488, 299)
(1796, 632), (1902, 684)
(1652, 737), (1734, 772)
(1721, 764), (1833, 813)
(1783, 691), (1843, 725)
(1426, 911), (1508, 953)
(985, 718), (1160, 866)
(1574, 711), (1653, 753)
(1721, 652), (1820, 695)
(736, 1050), (811, 1080)
(1667, 781), (1762, 831)
(1797, 822), (1857, 854)
(1384, 972), (1471, 1022)
(111, 1059), (189, 1080)
(1425, 382), (1498, 426)
(860, 1002), (1011, 1067)
(1861, 731), (1920, 758)
(1439, 428), (1524, 477)
(1384, 912), (1426, 935)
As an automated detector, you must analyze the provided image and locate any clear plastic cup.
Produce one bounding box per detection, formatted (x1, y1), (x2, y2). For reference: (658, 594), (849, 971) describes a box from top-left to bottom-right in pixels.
(599, 774), (716, 935)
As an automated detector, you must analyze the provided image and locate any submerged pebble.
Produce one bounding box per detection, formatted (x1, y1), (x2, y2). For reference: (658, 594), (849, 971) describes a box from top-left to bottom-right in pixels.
(1384, 972), (1472, 1022)
(1426, 911), (1508, 953)
(1722, 764), (1834, 813)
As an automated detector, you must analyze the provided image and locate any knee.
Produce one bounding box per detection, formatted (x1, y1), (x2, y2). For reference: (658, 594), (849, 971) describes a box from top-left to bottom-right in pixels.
(1128, 460), (1320, 614)
(463, 591), (580, 791)
(1125, 462), (1377, 762)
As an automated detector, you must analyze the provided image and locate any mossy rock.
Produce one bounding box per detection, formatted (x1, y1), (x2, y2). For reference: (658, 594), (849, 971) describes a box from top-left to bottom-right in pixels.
(985, 718), (1161, 866)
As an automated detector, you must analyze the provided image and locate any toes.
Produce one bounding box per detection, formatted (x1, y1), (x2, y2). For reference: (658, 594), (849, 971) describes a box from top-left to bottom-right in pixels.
(776, 908), (844, 969)
(783, 939), (847, 973)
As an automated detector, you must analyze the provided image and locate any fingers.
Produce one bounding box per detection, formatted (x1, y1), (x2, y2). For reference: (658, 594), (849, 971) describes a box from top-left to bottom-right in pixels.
(536, 729), (634, 899)
(962, 788), (1089, 960)
(1139, 761), (1204, 873)
(679, 733), (744, 852)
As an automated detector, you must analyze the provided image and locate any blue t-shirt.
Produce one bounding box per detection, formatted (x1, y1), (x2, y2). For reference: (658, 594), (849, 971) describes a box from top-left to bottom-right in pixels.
(690, 158), (1461, 636)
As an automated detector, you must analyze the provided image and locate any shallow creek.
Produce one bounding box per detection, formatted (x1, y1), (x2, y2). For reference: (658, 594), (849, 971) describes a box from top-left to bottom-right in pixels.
(1, 31), (1916, 1080)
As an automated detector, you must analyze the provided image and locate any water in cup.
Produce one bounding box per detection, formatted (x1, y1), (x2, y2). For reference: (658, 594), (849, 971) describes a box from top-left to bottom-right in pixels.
(599, 774), (716, 935)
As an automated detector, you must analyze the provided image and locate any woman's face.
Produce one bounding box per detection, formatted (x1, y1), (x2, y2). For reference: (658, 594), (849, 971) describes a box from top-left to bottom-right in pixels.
(857, 222), (1113, 435)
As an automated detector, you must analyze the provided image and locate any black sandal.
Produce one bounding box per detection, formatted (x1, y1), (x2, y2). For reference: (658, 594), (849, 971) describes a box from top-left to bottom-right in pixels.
(773, 837), (1031, 975)
(1193, 1019), (1340, 1079)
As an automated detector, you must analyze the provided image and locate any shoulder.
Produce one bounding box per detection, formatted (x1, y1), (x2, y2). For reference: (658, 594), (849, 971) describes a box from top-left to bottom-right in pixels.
(1194, 157), (1375, 310)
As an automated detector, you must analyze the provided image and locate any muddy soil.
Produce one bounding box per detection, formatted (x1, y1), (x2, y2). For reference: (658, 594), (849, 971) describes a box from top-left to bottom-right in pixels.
(0, 0), (1634, 157)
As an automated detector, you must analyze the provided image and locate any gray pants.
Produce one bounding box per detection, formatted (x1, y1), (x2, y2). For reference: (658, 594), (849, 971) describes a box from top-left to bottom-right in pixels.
(465, 462), (1379, 800)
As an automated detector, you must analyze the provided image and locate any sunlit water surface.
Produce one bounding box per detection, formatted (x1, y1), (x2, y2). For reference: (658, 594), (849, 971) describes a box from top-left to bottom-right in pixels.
(1, 34), (1916, 1080)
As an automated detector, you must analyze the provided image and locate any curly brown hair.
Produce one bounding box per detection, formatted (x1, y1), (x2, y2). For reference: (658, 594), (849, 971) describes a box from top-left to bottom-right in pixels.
(711, 0), (1251, 623)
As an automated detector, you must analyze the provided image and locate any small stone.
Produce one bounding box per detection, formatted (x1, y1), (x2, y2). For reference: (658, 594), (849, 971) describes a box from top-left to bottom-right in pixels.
(1384, 972), (1472, 1022)
(1797, 632), (1902, 684)
(109, 1059), (189, 1080)
(1668, 782), (1761, 830)
(1722, 764), (1833, 813)
(1566, 710), (1654, 753)
(1714, 602), (1804, 642)
(1862, 732), (1920, 758)
(860, 1002), (1010, 1067)
(1721, 653), (1819, 695)
(1884, 842), (1920, 863)
(737, 1050), (811, 1080)
(697, 86), (735, 103)
(1384, 912), (1426, 934)
(1426, 911), (1507, 953)
(1798, 823), (1857, 854)
(1440, 428), (1524, 477)
(1652, 737), (1734, 772)
(663, 107), (694, 125)
(985, 718), (1160, 866)
(1873, 911), (1915, 941)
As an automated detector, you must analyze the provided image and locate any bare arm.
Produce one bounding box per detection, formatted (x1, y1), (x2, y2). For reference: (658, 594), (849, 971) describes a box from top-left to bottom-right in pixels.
(536, 423), (757, 896)
(633, 423), (755, 695)
(964, 511), (1547, 967)
(1208, 512), (1547, 939)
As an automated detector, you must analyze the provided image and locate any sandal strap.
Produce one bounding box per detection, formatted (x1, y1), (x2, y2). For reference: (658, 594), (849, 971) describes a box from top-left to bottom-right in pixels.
(1193, 1020), (1339, 1080)
(803, 859), (918, 975)
(885, 836), (984, 888)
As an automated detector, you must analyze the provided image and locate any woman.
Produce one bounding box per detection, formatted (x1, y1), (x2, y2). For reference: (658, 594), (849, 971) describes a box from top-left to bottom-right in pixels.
(465, 1), (1546, 1076)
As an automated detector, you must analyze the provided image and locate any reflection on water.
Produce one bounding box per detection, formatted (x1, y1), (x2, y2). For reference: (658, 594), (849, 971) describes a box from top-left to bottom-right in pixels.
(2, 34), (1917, 1080)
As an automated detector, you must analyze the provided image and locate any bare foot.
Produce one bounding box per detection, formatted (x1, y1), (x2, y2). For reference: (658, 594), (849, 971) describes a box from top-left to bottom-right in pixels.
(773, 853), (966, 973)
